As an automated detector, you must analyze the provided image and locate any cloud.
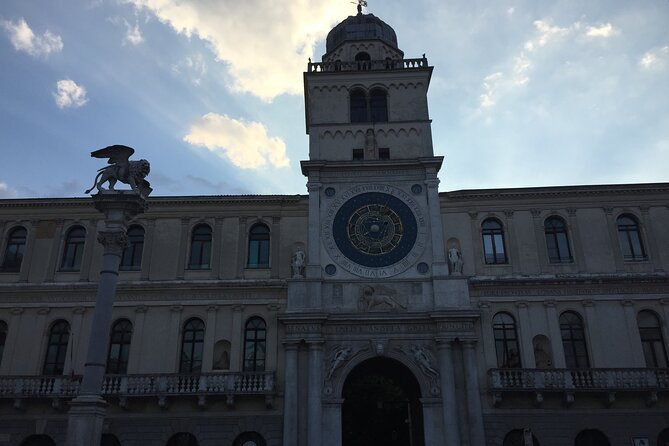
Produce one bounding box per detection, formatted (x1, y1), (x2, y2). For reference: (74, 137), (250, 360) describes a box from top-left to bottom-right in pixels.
(172, 53), (207, 85)
(126, 0), (350, 101)
(184, 113), (289, 169)
(0, 181), (18, 198)
(639, 46), (669, 71)
(585, 23), (618, 38)
(124, 21), (144, 45)
(1, 18), (63, 57)
(53, 79), (88, 109)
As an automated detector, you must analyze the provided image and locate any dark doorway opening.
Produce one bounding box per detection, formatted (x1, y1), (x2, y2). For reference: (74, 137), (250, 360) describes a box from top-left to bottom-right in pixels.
(342, 357), (424, 446)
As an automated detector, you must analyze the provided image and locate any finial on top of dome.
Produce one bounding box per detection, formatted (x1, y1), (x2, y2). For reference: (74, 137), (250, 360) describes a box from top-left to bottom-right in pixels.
(352, 0), (368, 15)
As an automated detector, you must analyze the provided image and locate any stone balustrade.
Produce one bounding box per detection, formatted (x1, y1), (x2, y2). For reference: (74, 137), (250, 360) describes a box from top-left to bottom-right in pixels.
(488, 368), (669, 406)
(0, 371), (275, 408)
(307, 57), (428, 73)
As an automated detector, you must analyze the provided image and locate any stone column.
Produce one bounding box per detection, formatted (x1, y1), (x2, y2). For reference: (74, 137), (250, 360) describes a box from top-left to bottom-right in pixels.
(566, 208), (586, 272)
(202, 305), (218, 372)
(504, 210), (521, 274)
(603, 207), (624, 272)
(166, 305), (183, 371)
(45, 220), (64, 282)
(18, 221), (37, 282)
(140, 218), (155, 281)
(436, 340), (460, 445)
(230, 305), (244, 372)
(65, 192), (146, 446)
(640, 206), (663, 271)
(621, 300), (645, 366)
(212, 217), (224, 279)
(530, 209), (548, 273)
(271, 217), (281, 278)
(126, 306), (147, 374)
(307, 342), (323, 446)
(515, 301), (536, 368)
(67, 307), (87, 375)
(282, 343), (299, 446)
(425, 175), (446, 269)
(176, 217), (190, 279)
(79, 219), (97, 281)
(306, 181), (321, 279)
(543, 300), (566, 368)
(582, 300), (600, 366)
(462, 340), (485, 446)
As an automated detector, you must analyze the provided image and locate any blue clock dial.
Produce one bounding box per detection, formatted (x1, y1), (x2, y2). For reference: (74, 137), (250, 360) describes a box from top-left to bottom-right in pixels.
(333, 192), (418, 268)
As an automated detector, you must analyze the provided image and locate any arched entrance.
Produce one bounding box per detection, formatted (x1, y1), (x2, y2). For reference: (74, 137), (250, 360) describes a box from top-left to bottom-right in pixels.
(342, 357), (424, 446)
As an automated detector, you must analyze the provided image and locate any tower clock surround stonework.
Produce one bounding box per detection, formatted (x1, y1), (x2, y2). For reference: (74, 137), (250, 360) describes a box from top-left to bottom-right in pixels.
(1, 7), (669, 446)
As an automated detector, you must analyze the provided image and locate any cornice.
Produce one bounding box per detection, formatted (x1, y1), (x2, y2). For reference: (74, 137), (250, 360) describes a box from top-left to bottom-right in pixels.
(442, 182), (669, 202)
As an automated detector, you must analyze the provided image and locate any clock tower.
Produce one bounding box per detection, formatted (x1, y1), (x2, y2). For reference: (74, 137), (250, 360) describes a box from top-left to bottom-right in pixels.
(283, 8), (478, 446)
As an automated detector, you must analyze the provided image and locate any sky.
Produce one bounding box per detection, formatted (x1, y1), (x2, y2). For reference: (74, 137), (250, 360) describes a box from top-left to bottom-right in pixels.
(1, 0), (668, 198)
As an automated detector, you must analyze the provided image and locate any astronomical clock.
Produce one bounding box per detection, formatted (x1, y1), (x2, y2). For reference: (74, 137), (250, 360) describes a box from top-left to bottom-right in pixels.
(322, 184), (429, 278)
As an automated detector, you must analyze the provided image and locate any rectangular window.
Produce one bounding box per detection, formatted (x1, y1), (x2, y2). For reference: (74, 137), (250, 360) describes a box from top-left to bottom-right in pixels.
(352, 149), (364, 161)
(378, 147), (390, 160)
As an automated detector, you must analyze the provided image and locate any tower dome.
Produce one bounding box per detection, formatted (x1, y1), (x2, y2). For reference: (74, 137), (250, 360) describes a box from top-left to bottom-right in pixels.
(325, 12), (400, 55)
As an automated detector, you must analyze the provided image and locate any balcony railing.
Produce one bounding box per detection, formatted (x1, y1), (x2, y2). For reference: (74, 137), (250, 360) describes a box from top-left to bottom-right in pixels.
(0, 371), (275, 409)
(488, 368), (669, 406)
(307, 57), (428, 73)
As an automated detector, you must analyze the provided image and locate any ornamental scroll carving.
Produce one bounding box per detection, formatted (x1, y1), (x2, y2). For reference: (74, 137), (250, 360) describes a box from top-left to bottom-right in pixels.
(97, 231), (129, 255)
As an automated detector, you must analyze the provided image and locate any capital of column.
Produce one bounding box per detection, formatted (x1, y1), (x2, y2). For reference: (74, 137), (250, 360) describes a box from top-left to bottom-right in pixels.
(306, 182), (322, 192)
(621, 300), (635, 307)
(424, 178), (440, 189)
(97, 230), (128, 255)
(543, 300), (556, 308)
(72, 306), (86, 315)
(207, 305), (219, 312)
(134, 305), (148, 313)
(435, 338), (455, 350)
(10, 307), (24, 315)
(171, 305), (183, 313)
(515, 300), (529, 309)
(307, 340), (325, 350)
(582, 299), (595, 307)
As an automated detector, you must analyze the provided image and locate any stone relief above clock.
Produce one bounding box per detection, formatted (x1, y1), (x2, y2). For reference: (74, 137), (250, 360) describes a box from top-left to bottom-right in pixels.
(322, 184), (428, 278)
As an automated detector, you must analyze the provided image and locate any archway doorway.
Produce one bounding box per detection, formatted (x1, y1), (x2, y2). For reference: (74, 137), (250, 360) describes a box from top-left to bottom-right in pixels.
(342, 357), (424, 446)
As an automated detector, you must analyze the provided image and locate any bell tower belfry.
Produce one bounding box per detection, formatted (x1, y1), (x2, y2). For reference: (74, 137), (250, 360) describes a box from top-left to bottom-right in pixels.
(283, 8), (479, 446)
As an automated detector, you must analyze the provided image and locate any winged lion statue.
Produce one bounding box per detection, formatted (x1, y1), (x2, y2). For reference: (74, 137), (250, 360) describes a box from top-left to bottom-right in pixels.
(85, 145), (152, 198)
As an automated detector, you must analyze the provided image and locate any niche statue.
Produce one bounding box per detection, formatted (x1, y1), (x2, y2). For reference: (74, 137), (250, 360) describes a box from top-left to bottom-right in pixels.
(85, 145), (152, 198)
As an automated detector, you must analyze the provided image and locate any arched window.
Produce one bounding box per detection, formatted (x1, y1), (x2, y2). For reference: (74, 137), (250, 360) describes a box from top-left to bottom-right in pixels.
(482, 218), (507, 264)
(43, 320), (70, 375)
(350, 89), (367, 123)
(166, 433), (198, 446)
(100, 434), (121, 446)
(248, 224), (270, 268)
(2, 226), (27, 272)
(369, 88), (388, 122)
(503, 429), (540, 446)
(20, 435), (56, 446)
(637, 310), (668, 368)
(574, 429), (610, 446)
(560, 311), (590, 368)
(188, 224), (212, 269)
(544, 216), (572, 263)
(243, 317), (266, 371)
(355, 51), (371, 70)
(0, 320), (7, 366)
(120, 225), (144, 271)
(61, 226), (86, 271)
(233, 432), (267, 446)
(493, 312), (521, 368)
(180, 318), (205, 373)
(617, 214), (646, 261)
(107, 319), (133, 374)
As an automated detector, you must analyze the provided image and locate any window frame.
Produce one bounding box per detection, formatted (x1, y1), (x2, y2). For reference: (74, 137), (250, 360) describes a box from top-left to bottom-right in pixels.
(188, 224), (212, 270)
(544, 216), (573, 263)
(179, 318), (205, 373)
(616, 214), (647, 262)
(481, 218), (507, 264)
(60, 226), (86, 271)
(106, 319), (133, 374)
(369, 88), (388, 123)
(492, 312), (521, 368)
(247, 223), (270, 269)
(2, 226), (27, 272)
(350, 89), (368, 123)
(637, 310), (668, 368)
(43, 320), (70, 375)
(243, 316), (267, 372)
(559, 311), (590, 369)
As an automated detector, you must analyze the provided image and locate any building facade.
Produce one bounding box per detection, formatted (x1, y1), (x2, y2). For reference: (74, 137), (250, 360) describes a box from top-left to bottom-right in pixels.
(1, 10), (669, 446)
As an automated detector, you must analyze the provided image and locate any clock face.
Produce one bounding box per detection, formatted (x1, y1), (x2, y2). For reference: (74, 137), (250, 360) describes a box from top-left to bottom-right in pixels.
(323, 185), (428, 277)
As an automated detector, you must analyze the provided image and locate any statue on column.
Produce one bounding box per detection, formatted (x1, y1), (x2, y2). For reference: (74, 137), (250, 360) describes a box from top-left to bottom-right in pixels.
(291, 248), (306, 278)
(448, 247), (463, 275)
(85, 145), (152, 198)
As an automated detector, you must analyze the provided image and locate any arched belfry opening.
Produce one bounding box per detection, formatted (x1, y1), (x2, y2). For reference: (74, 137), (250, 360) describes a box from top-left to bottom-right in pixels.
(342, 357), (424, 446)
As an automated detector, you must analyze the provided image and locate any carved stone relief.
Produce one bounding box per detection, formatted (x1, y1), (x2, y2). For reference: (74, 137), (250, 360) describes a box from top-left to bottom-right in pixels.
(359, 285), (406, 312)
